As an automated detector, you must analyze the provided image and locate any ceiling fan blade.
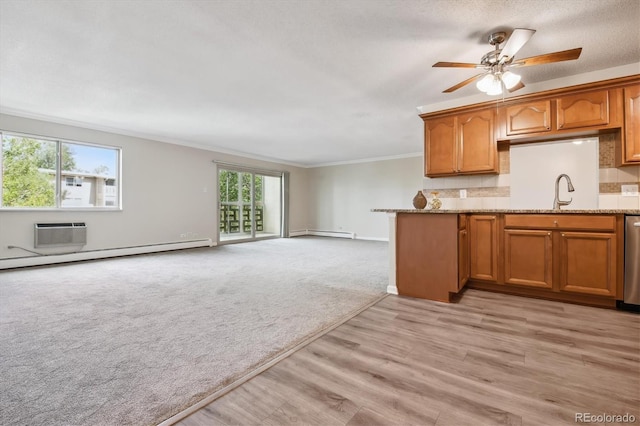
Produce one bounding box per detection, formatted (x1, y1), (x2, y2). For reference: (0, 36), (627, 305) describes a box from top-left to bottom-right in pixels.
(499, 28), (536, 63)
(511, 48), (582, 67)
(508, 81), (525, 93)
(432, 61), (481, 68)
(443, 73), (485, 93)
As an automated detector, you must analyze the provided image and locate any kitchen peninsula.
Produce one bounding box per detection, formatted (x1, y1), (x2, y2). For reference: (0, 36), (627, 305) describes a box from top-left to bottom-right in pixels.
(373, 209), (640, 308)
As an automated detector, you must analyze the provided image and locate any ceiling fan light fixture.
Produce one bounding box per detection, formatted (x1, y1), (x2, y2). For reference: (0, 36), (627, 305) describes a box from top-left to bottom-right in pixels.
(476, 73), (495, 92)
(486, 77), (503, 95)
(478, 74), (504, 95)
(501, 70), (521, 89)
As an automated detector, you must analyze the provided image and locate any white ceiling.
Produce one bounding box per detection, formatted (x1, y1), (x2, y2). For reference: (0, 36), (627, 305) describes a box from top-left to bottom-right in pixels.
(1, 0), (639, 167)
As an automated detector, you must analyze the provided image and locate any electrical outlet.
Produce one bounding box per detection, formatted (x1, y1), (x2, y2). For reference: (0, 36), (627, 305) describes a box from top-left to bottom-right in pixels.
(459, 189), (467, 199)
(621, 184), (639, 197)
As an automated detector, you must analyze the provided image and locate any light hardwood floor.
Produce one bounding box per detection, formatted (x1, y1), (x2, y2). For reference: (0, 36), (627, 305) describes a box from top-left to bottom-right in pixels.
(176, 289), (640, 426)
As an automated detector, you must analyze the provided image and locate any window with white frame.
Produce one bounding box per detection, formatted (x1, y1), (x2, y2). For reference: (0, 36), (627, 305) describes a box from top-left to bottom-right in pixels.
(0, 131), (121, 209)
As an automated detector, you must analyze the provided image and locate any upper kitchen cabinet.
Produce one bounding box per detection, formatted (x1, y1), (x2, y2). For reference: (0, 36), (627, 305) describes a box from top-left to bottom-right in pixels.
(424, 108), (497, 177)
(502, 100), (553, 137)
(458, 109), (497, 173)
(497, 88), (624, 142)
(421, 75), (639, 172)
(425, 116), (457, 175)
(618, 84), (640, 165)
(556, 89), (615, 130)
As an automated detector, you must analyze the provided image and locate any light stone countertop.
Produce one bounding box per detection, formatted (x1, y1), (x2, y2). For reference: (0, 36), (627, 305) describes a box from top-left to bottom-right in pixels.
(371, 209), (640, 214)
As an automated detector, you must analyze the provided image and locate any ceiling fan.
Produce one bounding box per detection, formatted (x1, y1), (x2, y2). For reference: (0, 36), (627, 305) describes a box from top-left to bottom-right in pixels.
(433, 28), (582, 95)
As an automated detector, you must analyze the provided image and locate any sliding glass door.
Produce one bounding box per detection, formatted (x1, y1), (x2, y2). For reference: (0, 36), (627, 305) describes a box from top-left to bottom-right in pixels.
(218, 167), (282, 243)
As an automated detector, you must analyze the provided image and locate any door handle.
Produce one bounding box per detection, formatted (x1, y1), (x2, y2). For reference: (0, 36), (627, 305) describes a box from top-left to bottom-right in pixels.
(634, 222), (640, 227)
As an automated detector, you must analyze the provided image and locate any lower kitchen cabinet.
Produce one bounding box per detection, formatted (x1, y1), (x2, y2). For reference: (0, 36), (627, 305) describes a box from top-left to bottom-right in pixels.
(503, 229), (553, 289)
(500, 214), (620, 302)
(392, 212), (622, 307)
(458, 218), (469, 290)
(468, 214), (499, 282)
(558, 231), (617, 296)
(395, 213), (468, 302)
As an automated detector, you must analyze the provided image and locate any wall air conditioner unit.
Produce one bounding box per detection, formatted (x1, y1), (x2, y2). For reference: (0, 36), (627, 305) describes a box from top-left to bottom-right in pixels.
(34, 223), (87, 248)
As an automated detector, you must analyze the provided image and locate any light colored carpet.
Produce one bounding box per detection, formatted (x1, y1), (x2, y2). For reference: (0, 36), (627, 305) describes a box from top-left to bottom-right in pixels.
(0, 236), (388, 426)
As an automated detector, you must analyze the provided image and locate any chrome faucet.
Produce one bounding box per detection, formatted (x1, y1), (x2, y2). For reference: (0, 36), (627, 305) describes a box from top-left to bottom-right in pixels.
(553, 173), (575, 210)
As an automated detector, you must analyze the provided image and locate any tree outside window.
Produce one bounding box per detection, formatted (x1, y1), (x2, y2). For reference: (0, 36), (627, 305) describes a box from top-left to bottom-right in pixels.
(1, 133), (120, 208)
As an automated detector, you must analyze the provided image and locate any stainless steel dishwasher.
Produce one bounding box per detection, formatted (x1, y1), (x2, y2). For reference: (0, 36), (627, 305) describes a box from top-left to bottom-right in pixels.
(622, 215), (640, 311)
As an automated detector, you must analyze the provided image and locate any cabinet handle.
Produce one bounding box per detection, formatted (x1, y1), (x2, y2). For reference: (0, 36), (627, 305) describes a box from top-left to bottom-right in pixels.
(547, 232), (551, 237)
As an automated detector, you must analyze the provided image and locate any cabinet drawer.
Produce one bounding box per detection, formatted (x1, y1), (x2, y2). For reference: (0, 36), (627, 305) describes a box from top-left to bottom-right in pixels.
(504, 214), (616, 231)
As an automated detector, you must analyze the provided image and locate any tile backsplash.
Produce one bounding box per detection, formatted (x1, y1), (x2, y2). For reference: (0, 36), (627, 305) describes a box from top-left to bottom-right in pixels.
(423, 134), (640, 210)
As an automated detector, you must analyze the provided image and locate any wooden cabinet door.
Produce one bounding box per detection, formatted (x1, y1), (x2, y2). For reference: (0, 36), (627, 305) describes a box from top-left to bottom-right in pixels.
(557, 90), (610, 130)
(503, 229), (553, 289)
(469, 215), (499, 282)
(624, 85), (640, 163)
(457, 109), (497, 173)
(458, 228), (469, 290)
(425, 116), (457, 176)
(558, 232), (616, 297)
(396, 213), (459, 302)
(504, 100), (552, 136)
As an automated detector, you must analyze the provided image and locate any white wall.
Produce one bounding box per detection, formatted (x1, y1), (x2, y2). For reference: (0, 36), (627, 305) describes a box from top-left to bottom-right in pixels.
(306, 156), (423, 240)
(0, 114), (310, 260)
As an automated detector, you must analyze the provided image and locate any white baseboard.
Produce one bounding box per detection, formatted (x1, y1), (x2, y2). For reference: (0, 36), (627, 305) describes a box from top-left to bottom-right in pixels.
(307, 230), (355, 239)
(355, 236), (389, 242)
(0, 239), (214, 269)
(289, 230), (387, 242)
(290, 230), (355, 239)
(386, 285), (399, 295)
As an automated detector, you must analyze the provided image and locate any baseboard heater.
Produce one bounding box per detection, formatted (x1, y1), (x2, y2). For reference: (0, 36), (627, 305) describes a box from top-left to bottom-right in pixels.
(290, 230), (388, 242)
(34, 222), (87, 248)
(2, 238), (214, 269)
(302, 230), (355, 239)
